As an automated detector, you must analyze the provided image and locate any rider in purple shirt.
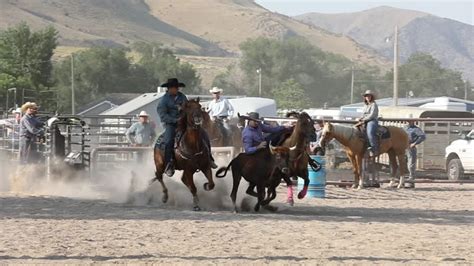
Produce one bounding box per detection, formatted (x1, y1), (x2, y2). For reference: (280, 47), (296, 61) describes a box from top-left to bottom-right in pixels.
(241, 112), (287, 154)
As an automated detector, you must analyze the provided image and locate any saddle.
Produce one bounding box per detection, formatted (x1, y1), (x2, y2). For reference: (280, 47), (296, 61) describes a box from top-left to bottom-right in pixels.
(355, 124), (391, 142)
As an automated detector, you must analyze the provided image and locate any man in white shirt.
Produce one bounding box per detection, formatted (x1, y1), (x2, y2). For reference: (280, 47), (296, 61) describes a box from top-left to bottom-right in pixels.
(208, 87), (234, 145)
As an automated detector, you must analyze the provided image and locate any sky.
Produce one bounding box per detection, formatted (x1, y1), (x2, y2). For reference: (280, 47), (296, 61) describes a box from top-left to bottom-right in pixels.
(255, 0), (474, 25)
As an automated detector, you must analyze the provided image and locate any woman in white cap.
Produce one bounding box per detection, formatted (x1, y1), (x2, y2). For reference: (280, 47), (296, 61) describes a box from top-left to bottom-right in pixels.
(19, 102), (44, 164)
(358, 90), (379, 156)
(207, 87), (234, 145)
(125, 110), (157, 147)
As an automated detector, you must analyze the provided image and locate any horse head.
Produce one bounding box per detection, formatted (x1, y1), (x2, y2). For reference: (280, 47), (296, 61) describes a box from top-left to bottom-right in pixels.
(297, 112), (317, 141)
(182, 98), (204, 128)
(269, 143), (297, 175)
(319, 122), (334, 148)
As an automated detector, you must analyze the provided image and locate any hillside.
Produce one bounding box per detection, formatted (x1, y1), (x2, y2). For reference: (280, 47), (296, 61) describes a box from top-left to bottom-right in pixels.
(0, 0), (389, 68)
(295, 6), (474, 81)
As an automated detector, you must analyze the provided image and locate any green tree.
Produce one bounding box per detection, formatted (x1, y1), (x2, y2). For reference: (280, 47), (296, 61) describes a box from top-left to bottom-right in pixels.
(132, 42), (201, 94)
(0, 22), (58, 110)
(272, 79), (310, 110)
(385, 53), (466, 99)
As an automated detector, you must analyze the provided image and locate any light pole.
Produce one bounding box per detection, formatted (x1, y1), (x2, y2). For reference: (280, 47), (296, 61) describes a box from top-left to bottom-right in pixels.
(350, 65), (355, 104)
(256, 68), (262, 97)
(71, 54), (75, 115)
(393, 25), (399, 106)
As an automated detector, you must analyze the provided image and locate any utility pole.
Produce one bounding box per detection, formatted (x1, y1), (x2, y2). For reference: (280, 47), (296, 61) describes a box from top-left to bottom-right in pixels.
(71, 54), (75, 115)
(257, 68), (262, 97)
(350, 65), (355, 104)
(393, 25), (399, 106)
(464, 80), (468, 100)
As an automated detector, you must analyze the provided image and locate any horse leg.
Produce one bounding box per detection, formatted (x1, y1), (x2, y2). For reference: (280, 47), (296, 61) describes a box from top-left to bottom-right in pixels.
(153, 150), (168, 203)
(246, 183), (258, 197)
(388, 150), (399, 188)
(355, 155), (364, 189)
(230, 168), (242, 213)
(202, 167), (215, 191)
(154, 171), (169, 203)
(181, 171), (200, 211)
(397, 153), (407, 189)
(287, 176), (295, 206)
(297, 171), (309, 199)
(254, 184), (265, 212)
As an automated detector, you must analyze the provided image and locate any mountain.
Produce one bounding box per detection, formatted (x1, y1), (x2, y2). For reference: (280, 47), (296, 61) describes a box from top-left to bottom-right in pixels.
(295, 6), (474, 81)
(0, 0), (389, 67)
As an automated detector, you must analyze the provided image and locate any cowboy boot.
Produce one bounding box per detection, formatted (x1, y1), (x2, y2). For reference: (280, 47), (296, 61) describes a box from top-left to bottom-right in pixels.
(164, 160), (175, 177)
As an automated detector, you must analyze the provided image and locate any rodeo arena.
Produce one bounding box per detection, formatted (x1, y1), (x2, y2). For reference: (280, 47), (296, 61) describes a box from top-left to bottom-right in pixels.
(0, 83), (473, 264)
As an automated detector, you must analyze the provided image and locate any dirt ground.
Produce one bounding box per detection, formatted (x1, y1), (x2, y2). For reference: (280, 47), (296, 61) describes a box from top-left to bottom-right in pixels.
(0, 165), (473, 265)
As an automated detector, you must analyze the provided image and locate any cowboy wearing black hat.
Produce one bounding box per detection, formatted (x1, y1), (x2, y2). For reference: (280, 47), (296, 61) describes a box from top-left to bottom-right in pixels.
(156, 78), (217, 176)
(241, 112), (288, 154)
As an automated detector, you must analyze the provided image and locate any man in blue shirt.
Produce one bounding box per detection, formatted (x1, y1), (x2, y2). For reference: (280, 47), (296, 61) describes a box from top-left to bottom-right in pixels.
(156, 78), (217, 177)
(241, 112), (288, 154)
(404, 119), (426, 188)
(19, 102), (44, 164)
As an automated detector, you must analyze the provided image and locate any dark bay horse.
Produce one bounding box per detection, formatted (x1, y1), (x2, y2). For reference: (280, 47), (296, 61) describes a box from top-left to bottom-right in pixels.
(152, 98), (215, 211)
(216, 144), (295, 212)
(319, 122), (409, 189)
(275, 112), (317, 206)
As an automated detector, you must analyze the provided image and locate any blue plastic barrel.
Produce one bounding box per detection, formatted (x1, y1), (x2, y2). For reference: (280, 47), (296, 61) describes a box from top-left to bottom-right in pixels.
(298, 155), (326, 198)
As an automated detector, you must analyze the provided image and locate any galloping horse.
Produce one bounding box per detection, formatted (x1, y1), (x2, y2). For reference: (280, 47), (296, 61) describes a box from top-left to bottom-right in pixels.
(152, 98), (215, 211)
(274, 112), (317, 205)
(319, 122), (409, 189)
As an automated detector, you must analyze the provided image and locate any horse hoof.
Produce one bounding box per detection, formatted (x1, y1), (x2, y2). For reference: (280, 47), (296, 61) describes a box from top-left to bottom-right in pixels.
(351, 184), (358, 189)
(162, 194), (168, 203)
(297, 192), (306, 199)
(287, 198), (294, 206)
(254, 204), (260, 212)
(193, 206), (201, 211)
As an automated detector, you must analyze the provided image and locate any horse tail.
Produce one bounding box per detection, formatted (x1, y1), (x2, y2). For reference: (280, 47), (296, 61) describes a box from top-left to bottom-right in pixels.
(216, 160), (233, 178)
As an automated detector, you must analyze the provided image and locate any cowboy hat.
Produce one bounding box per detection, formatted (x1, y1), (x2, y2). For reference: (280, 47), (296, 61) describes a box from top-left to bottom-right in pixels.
(21, 102), (38, 113)
(362, 90), (376, 97)
(237, 112), (262, 122)
(209, 87), (223, 94)
(138, 110), (149, 117)
(160, 78), (186, 88)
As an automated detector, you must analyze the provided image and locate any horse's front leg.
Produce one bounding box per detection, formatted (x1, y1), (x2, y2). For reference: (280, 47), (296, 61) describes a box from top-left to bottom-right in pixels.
(202, 167), (215, 191)
(181, 171), (200, 211)
(297, 170), (309, 199)
(286, 175), (295, 206)
(154, 171), (168, 203)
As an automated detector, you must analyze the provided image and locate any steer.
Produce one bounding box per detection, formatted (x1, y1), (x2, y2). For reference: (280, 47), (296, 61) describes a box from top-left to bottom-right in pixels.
(216, 144), (295, 212)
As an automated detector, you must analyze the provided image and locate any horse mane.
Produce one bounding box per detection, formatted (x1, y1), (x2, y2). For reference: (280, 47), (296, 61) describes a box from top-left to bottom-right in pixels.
(329, 123), (356, 141)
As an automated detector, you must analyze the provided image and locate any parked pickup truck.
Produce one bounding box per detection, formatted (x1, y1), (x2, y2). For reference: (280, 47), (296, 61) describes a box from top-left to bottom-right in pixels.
(445, 129), (474, 180)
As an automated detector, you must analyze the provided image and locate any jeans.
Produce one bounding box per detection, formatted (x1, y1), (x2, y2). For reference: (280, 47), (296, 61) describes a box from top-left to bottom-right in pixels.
(163, 124), (177, 165)
(366, 120), (379, 153)
(19, 137), (38, 165)
(406, 147), (417, 179)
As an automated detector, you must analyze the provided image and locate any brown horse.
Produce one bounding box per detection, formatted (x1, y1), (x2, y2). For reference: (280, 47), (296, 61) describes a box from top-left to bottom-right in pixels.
(319, 122), (409, 189)
(276, 112), (317, 205)
(152, 98), (215, 211)
(202, 113), (242, 150)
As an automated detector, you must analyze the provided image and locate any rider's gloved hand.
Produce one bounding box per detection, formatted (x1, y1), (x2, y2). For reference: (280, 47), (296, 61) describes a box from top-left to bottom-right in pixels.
(257, 141), (267, 150)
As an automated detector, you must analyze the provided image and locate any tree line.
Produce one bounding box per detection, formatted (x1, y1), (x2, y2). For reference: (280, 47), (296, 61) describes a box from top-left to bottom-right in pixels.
(0, 23), (200, 114)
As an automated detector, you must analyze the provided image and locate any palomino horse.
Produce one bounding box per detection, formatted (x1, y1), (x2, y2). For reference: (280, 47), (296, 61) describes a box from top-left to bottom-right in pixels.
(152, 98), (215, 211)
(319, 122), (409, 189)
(276, 112), (317, 205)
(202, 113), (242, 150)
